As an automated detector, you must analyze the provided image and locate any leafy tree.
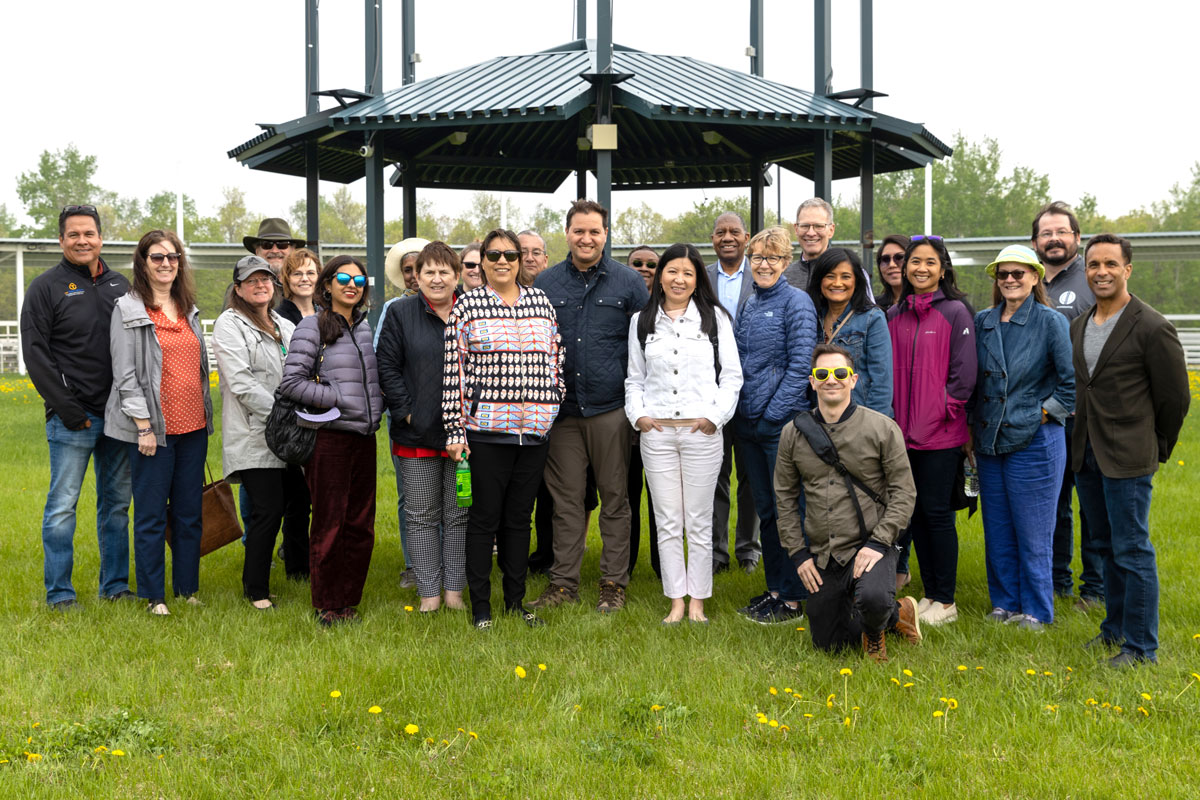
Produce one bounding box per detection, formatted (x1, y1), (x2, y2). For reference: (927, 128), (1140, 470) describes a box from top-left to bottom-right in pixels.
(191, 187), (258, 244)
(290, 186), (366, 244)
(0, 204), (23, 237)
(662, 195), (779, 244)
(1153, 162), (1200, 231)
(612, 201), (666, 246)
(384, 199), (447, 243)
(140, 191), (199, 238)
(16, 145), (105, 237)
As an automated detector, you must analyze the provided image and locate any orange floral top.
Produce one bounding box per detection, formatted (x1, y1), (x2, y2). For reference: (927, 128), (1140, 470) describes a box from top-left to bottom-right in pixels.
(148, 307), (207, 435)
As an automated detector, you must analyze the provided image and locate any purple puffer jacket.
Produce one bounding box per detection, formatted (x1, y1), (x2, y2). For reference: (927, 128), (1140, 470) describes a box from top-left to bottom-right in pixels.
(887, 289), (976, 450)
(278, 311), (383, 436)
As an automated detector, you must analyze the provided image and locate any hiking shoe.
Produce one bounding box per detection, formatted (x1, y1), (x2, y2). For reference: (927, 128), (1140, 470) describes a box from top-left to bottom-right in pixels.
(529, 583), (579, 609)
(1074, 595), (1104, 612)
(862, 631), (889, 663)
(50, 598), (81, 612)
(739, 559), (758, 575)
(596, 580), (626, 613)
(399, 568), (417, 589)
(986, 607), (1015, 623)
(508, 606), (546, 628)
(746, 597), (803, 625)
(920, 601), (958, 626)
(737, 591), (773, 617)
(1108, 650), (1155, 668)
(893, 595), (922, 645)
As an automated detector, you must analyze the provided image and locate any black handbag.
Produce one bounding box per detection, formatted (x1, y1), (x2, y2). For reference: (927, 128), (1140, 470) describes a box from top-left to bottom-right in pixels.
(264, 342), (326, 465)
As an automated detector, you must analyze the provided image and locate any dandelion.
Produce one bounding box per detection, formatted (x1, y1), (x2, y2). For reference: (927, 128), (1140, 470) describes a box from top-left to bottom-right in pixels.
(1140, 692), (1152, 701)
(31, 723), (40, 729)
(1086, 698), (1098, 706)
(457, 727), (465, 733)
(112, 750), (125, 757)
(852, 706), (860, 711)
(425, 737), (435, 745)
(330, 690), (341, 698)
(803, 713), (813, 718)
(769, 720), (779, 728)
(404, 724), (419, 735)
(1045, 704), (1059, 712)
(538, 664), (547, 671)
(573, 704), (581, 712)
(1066, 667), (1074, 673)
(757, 716), (768, 725)
(469, 731), (478, 740)
(404, 606), (413, 612)
(368, 706), (382, 714)
(946, 698), (958, 710)
(903, 683), (914, 688)
(843, 717), (851, 727)
(1178, 460), (1185, 466)
(784, 687), (793, 694)
(651, 704), (664, 712)
(956, 665), (967, 672)
(1113, 706), (1123, 713)
(796, 626), (806, 632)
(840, 668), (853, 677)
(25, 753), (42, 762)
(514, 666), (527, 679)
(975, 666), (984, 671)
(1194, 633), (1200, 640)
(890, 677), (900, 685)
(779, 725), (790, 732)
(441, 739), (449, 746)
(1137, 707), (1149, 717)
(769, 686), (778, 695)
(1101, 702), (1111, 709)
(1026, 669), (1037, 676)
(94, 746), (108, 753)
(932, 710), (944, 718)
(1043, 671), (1054, 677)
(902, 669), (913, 677)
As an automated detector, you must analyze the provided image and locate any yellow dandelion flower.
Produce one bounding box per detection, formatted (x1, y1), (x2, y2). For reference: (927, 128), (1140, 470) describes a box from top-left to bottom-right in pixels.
(94, 746), (108, 753)
(1043, 671), (1054, 677)
(650, 704), (664, 712)
(330, 690), (341, 698)
(890, 677), (901, 685)
(939, 696), (947, 703)
(573, 704), (581, 712)
(425, 737), (435, 745)
(757, 716), (768, 725)
(803, 713), (814, 719)
(538, 664), (547, 671)
(156, 755), (163, 760)
(796, 626), (806, 632)
(839, 668), (853, 677)
(1192, 673), (1200, 681)
(826, 700), (834, 709)
(1026, 669), (1037, 675)
(903, 682), (914, 688)
(404, 606), (414, 612)
(1178, 460), (1185, 466)
(827, 693), (836, 702)
(843, 717), (851, 727)
(515, 666), (527, 679)
(368, 706), (382, 714)
(975, 666), (984, 671)
(932, 710), (944, 718)
(469, 731), (478, 740)
(112, 750), (125, 757)
(1137, 707), (1149, 717)
(25, 753), (42, 762)
(1113, 706), (1123, 713)
(755, 712), (767, 720)
(31, 723), (40, 728)
(404, 724), (419, 735)
(457, 727), (465, 733)
(1140, 692), (1152, 701)
(902, 669), (913, 677)
(769, 686), (778, 695)
(779, 725), (790, 732)
(852, 706), (860, 711)
(784, 687), (793, 694)
(956, 665), (967, 672)
(769, 719), (779, 728)
(1066, 667), (1074, 673)
(1086, 698), (1098, 706)
(946, 698), (958, 709)
(1193, 633), (1200, 640)
(1101, 702), (1111, 709)
(1045, 705), (1059, 712)
(441, 739), (449, 746)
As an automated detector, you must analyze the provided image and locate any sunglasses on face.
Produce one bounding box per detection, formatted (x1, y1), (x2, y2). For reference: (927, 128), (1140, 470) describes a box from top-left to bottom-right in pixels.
(485, 249), (520, 263)
(910, 234), (944, 243)
(878, 253), (906, 266)
(996, 269), (1028, 282)
(461, 260), (481, 270)
(334, 272), (367, 287)
(148, 252), (181, 265)
(812, 366), (855, 381)
(259, 241), (291, 251)
(630, 259), (657, 269)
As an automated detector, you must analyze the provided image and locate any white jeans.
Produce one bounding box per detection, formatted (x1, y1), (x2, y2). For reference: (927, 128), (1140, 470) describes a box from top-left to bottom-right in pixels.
(640, 426), (724, 599)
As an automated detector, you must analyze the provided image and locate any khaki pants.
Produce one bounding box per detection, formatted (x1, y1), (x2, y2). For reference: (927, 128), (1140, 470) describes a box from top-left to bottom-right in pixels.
(544, 408), (632, 590)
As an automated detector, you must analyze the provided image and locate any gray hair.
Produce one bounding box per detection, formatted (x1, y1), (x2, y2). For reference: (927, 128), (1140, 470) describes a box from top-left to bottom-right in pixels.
(517, 229), (546, 249)
(713, 212), (747, 232)
(795, 197), (834, 224)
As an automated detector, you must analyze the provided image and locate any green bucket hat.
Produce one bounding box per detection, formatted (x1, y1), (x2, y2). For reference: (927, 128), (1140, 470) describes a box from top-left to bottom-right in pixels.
(985, 244), (1044, 280)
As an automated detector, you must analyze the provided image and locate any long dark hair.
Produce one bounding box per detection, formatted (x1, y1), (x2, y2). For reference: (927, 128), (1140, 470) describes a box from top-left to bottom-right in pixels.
(808, 247), (871, 315)
(897, 236), (968, 306)
(636, 243), (728, 345)
(132, 229), (196, 312)
(316, 254), (369, 345)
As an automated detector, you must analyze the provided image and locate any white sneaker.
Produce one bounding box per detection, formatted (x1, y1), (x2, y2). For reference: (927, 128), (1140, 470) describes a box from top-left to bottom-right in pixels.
(920, 601), (958, 625)
(916, 597), (933, 615)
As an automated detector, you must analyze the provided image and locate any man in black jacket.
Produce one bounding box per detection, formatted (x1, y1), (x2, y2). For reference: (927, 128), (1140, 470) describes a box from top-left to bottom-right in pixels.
(20, 205), (133, 609)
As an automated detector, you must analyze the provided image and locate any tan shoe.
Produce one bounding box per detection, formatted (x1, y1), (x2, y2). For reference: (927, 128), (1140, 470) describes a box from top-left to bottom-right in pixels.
(920, 601), (958, 626)
(528, 583), (579, 609)
(862, 631), (889, 663)
(916, 596), (933, 615)
(893, 595), (923, 644)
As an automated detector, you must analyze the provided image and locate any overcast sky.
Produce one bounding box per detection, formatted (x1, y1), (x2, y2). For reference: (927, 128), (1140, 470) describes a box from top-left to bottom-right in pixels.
(4, 0), (1197, 234)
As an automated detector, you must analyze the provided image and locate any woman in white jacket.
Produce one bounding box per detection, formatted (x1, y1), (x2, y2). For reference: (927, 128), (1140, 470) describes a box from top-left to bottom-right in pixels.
(625, 243), (743, 624)
(212, 255), (296, 610)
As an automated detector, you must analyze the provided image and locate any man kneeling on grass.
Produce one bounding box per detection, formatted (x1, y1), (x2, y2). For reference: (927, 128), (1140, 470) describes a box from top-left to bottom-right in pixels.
(775, 344), (922, 662)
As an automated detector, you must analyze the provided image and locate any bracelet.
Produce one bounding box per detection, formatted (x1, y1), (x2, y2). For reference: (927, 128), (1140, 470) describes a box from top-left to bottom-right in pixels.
(137, 429), (153, 436)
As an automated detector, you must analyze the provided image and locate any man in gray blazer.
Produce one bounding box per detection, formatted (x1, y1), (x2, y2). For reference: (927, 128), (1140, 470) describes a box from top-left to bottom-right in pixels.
(707, 212), (760, 573)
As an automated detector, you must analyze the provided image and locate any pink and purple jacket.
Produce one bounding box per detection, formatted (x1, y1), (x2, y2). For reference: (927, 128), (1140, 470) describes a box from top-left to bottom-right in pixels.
(887, 289), (977, 451)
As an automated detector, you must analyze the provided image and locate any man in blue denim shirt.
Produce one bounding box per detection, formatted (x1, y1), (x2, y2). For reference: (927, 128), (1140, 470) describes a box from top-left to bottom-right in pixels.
(531, 200), (649, 613)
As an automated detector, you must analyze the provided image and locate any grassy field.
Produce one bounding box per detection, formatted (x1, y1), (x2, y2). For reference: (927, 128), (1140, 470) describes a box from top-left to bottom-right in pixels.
(1, 373), (1198, 799)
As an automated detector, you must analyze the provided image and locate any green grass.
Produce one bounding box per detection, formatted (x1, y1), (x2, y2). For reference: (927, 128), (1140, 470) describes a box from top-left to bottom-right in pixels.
(1, 373), (1199, 799)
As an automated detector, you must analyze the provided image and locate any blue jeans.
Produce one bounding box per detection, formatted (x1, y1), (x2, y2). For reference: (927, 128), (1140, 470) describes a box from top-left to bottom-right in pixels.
(977, 424), (1065, 624)
(128, 428), (208, 600)
(1052, 417), (1104, 599)
(733, 414), (806, 603)
(42, 413), (132, 604)
(1074, 443), (1158, 661)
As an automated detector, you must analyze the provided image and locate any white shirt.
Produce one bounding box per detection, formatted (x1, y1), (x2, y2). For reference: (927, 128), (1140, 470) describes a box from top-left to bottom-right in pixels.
(624, 300), (743, 429)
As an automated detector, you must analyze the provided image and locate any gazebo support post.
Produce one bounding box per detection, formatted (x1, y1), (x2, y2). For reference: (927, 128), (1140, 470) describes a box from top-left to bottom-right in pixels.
(365, 0), (385, 326)
(304, 0), (320, 252)
(859, 0), (875, 280)
(751, 161), (765, 233)
(813, 0), (833, 200)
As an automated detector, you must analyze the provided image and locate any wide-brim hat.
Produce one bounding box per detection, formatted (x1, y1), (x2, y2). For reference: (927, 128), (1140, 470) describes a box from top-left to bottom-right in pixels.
(385, 237), (431, 289)
(985, 244), (1045, 280)
(243, 218), (306, 254)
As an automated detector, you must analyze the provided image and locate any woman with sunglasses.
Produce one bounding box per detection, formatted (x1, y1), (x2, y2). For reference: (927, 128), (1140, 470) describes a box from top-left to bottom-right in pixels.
(444, 229), (564, 630)
(971, 245), (1073, 631)
(278, 255), (382, 627)
(625, 244), (742, 624)
(212, 255), (297, 610)
(887, 235), (977, 625)
(873, 234), (911, 311)
(105, 230), (213, 616)
(807, 247), (893, 417)
(459, 242), (485, 291)
(628, 246), (659, 292)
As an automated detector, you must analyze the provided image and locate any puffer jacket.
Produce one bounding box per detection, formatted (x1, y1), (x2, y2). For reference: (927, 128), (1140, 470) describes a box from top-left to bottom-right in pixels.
(533, 255), (649, 417)
(377, 293), (452, 449)
(278, 311), (382, 436)
(212, 308), (297, 477)
(888, 289), (976, 450)
(971, 295), (1074, 456)
(735, 278), (818, 423)
(104, 293), (214, 446)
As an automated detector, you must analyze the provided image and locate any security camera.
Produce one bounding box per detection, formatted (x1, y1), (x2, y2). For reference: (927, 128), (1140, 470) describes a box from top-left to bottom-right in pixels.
(359, 144), (375, 158)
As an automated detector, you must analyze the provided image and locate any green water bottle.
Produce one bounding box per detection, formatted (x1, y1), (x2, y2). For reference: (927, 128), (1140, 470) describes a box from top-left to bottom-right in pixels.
(455, 456), (473, 508)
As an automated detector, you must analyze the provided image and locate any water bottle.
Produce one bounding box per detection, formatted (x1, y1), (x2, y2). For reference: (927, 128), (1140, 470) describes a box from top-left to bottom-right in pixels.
(455, 456), (473, 508)
(964, 463), (979, 498)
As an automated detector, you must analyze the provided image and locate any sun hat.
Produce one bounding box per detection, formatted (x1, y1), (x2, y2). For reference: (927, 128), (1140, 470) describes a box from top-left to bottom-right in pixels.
(985, 244), (1044, 280)
(384, 237), (431, 289)
(243, 218), (306, 254)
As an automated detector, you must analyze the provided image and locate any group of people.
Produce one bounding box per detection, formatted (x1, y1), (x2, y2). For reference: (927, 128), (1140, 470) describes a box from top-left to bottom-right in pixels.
(21, 197), (1189, 667)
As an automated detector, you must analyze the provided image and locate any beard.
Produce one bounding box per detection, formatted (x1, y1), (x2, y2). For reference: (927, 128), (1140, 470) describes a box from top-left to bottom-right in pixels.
(1037, 240), (1077, 268)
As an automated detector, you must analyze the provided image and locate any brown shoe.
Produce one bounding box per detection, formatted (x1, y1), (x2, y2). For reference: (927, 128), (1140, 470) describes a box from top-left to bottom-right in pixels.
(893, 595), (923, 645)
(596, 580), (626, 613)
(528, 583), (579, 609)
(862, 631), (888, 663)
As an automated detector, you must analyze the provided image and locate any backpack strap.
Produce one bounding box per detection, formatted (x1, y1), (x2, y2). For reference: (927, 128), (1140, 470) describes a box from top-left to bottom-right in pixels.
(791, 409), (885, 547)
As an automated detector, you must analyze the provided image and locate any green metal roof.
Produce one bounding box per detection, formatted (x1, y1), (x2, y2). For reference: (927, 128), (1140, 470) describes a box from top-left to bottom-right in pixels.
(228, 39), (950, 190)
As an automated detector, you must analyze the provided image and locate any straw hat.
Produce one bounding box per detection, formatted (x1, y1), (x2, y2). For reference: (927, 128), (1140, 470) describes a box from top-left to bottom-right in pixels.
(384, 237), (431, 289)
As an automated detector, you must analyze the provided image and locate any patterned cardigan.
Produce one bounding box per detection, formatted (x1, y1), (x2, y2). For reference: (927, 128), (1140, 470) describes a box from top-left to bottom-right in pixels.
(443, 284), (565, 446)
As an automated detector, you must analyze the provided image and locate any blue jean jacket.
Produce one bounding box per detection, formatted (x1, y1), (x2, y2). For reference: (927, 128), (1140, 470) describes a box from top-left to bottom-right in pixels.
(819, 304), (893, 417)
(972, 295), (1074, 456)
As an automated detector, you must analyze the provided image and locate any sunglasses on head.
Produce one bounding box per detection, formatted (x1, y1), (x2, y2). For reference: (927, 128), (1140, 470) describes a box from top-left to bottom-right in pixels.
(878, 253), (906, 266)
(910, 234), (944, 243)
(259, 240), (292, 251)
(334, 272), (367, 287)
(62, 204), (97, 215)
(631, 259), (657, 269)
(485, 249), (520, 263)
(147, 252), (181, 266)
(995, 269), (1029, 282)
(812, 366), (855, 381)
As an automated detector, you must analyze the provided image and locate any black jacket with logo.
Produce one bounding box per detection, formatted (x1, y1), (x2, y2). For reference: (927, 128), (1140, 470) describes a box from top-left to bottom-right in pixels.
(20, 256), (131, 428)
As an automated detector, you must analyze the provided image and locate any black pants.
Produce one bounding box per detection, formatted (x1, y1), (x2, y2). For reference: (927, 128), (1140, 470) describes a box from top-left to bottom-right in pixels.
(241, 468), (287, 601)
(904, 447), (961, 604)
(281, 464), (311, 578)
(465, 437), (549, 620)
(807, 547), (900, 652)
(627, 439), (660, 578)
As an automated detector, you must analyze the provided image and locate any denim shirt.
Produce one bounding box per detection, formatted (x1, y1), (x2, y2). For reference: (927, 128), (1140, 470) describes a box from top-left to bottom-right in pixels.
(817, 303), (893, 417)
(972, 295), (1074, 456)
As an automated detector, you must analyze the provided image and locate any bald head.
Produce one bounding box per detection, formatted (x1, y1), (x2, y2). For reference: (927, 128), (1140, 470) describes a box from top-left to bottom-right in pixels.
(712, 212), (750, 272)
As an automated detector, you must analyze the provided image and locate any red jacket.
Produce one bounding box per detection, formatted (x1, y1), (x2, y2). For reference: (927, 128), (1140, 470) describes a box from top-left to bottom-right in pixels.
(887, 290), (976, 450)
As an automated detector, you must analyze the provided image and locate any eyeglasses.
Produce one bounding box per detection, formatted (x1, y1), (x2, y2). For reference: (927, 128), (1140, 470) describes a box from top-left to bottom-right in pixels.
(461, 260), (481, 270)
(62, 204), (97, 215)
(147, 253), (181, 265)
(878, 253), (906, 266)
(520, 248), (545, 258)
(1037, 229), (1075, 241)
(334, 272), (367, 287)
(812, 366), (855, 382)
(259, 241), (291, 251)
(910, 235), (944, 243)
(995, 269), (1029, 282)
(796, 223), (828, 233)
(485, 249), (520, 263)
(291, 270), (318, 280)
(749, 254), (786, 266)
(630, 259), (657, 269)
